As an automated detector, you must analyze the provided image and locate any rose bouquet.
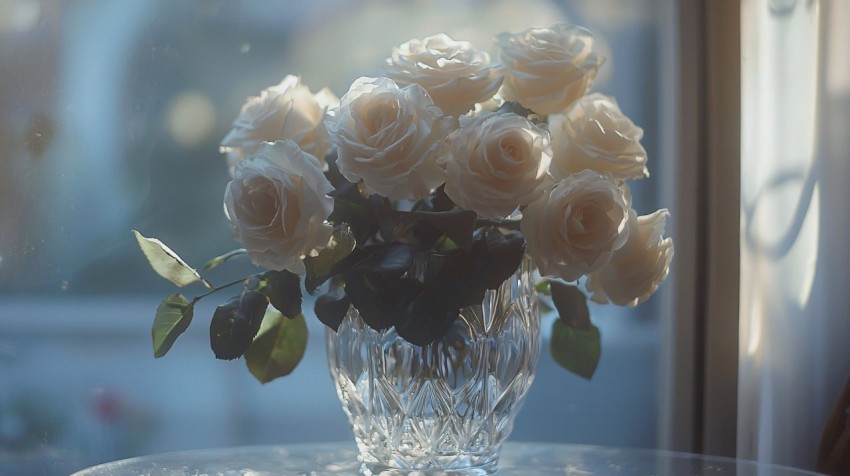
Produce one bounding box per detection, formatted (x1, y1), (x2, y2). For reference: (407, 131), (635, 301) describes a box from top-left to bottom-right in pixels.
(135, 24), (673, 384)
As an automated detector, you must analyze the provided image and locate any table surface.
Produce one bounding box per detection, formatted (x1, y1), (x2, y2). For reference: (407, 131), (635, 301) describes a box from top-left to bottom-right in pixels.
(72, 442), (822, 475)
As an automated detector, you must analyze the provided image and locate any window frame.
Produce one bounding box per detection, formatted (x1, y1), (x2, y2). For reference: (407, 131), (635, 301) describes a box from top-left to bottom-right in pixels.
(659, 0), (741, 457)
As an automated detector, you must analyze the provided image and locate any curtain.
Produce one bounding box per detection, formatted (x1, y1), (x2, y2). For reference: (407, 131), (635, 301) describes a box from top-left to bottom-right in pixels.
(739, 0), (850, 470)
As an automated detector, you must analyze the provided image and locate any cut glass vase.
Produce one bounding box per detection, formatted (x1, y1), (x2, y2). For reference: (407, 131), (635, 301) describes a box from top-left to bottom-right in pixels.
(326, 258), (540, 475)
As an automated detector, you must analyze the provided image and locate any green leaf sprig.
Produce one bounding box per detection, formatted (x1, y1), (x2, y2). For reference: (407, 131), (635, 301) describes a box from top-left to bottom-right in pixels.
(135, 232), (307, 384)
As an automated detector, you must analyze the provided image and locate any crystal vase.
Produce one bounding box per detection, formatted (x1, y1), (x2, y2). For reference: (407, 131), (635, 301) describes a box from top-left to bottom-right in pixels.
(326, 258), (540, 475)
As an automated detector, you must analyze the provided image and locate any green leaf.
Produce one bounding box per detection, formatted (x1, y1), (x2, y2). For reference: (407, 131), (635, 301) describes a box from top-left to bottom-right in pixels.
(151, 294), (194, 358)
(550, 318), (601, 380)
(404, 210), (477, 248)
(549, 282), (599, 379)
(434, 235), (459, 252)
(478, 229), (525, 290)
(425, 184), (457, 212)
(260, 270), (302, 319)
(345, 272), (422, 332)
(203, 248), (247, 270)
(303, 227), (356, 293)
(314, 279), (350, 331)
(370, 195), (401, 242)
(427, 229), (524, 311)
(323, 151), (350, 190)
(326, 169), (378, 245)
(395, 288), (459, 346)
(535, 279), (552, 296)
(328, 197), (379, 246)
(328, 196), (370, 225)
(245, 311), (308, 383)
(209, 291), (269, 360)
(133, 230), (207, 288)
(369, 243), (413, 276)
(430, 242), (488, 309)
(550, 281), (591, 330)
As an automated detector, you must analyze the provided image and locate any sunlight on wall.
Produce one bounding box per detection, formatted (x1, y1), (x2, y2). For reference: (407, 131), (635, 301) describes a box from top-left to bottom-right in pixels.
(744, 296), (761, 358)
(739, 0), (850, 469)
(795, 184), (818, 308)
(739, 0), (820, 354)
(825, 1), (850, 94)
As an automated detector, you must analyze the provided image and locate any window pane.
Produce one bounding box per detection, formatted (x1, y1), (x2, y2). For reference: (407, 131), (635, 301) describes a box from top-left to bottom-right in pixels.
(0, 1), (672, 472)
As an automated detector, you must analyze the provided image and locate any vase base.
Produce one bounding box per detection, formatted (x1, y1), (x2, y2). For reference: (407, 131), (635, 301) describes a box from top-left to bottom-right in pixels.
(359, 460), (498, 475)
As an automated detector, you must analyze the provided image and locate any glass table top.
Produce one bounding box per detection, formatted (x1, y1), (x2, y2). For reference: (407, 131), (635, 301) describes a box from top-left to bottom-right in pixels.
(72, 441), (822, 475)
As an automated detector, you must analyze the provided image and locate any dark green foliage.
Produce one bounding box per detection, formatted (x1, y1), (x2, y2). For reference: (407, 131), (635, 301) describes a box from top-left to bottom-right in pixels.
(209, 288), (269, 360)
(261, 270), (302, 319)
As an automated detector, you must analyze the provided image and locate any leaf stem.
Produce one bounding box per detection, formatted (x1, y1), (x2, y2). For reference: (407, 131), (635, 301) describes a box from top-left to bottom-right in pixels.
(192, 277), (248, 303)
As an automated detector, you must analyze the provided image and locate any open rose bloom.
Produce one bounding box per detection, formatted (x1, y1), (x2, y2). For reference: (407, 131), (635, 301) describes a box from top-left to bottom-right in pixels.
(220, 75), (338, 172)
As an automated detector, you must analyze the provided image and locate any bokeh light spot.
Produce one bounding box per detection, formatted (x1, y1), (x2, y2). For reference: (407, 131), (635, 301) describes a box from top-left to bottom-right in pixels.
(165, 90), (217, 149)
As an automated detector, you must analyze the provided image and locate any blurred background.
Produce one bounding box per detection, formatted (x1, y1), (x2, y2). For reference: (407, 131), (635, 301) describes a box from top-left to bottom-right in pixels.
(0, 0), (671, 473)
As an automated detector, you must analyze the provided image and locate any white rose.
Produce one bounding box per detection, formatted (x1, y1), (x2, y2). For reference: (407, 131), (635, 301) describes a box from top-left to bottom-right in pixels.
(326, 77), (454, 200)
(521, 170), (630, 281)
(224, 140), (334, 274)
(586, 209), (674, 306)
(496, 24), (604, 115)
(221, 75), (338, 170)
(443, 113), (552, 218)
(549, 93), (648, 181)
(384, 33), (503, 117)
